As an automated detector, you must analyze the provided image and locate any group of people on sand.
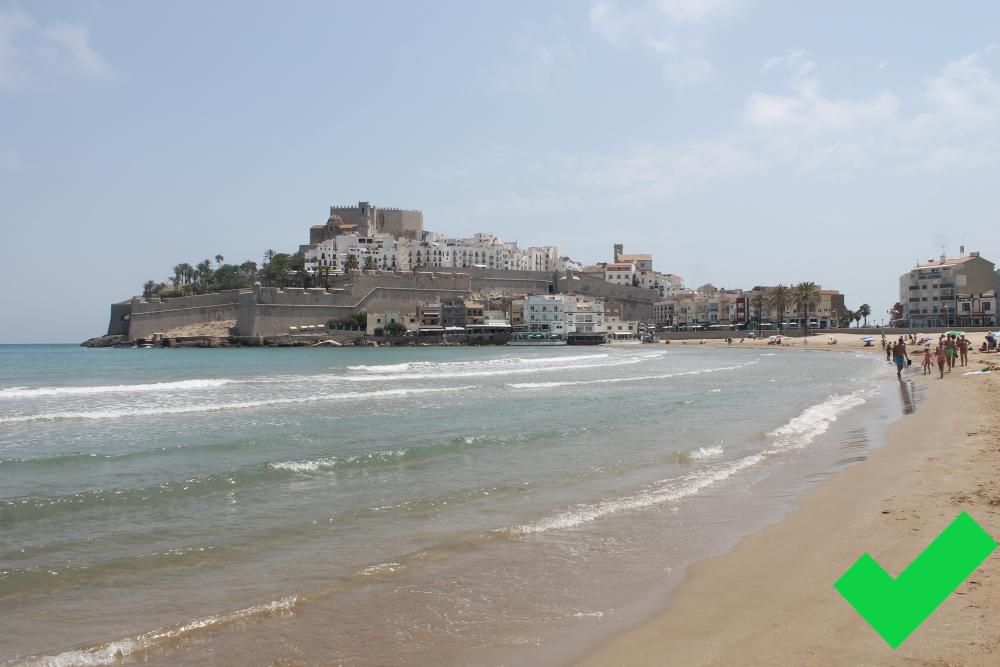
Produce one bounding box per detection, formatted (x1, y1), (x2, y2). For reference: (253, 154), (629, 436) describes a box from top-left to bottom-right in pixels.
(882, 333), (970, 380)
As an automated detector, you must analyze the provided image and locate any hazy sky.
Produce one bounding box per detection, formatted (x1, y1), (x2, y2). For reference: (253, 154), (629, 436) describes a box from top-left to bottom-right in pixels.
(2, 1), (999, 343)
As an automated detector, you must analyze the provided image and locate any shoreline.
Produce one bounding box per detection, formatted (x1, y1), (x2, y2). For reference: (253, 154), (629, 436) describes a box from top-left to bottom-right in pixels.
(578, 348), (1000, 665)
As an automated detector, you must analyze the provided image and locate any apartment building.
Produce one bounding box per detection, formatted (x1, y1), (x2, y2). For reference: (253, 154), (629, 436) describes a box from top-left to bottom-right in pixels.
(899, 251), (996, 327)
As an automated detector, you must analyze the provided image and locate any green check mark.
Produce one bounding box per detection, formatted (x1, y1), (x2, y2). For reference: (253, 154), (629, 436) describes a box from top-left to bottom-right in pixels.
(834, 512), (996, 648)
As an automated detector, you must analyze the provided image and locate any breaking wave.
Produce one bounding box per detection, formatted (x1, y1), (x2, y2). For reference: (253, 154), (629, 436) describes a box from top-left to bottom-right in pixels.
(345, 353), (610, 374)
(504, 388), (870, 535)
(18, 596), (298, 667)
(0, 386), (475, 425)
(0, 378), (234, 400)
(507, 360), (757, 389)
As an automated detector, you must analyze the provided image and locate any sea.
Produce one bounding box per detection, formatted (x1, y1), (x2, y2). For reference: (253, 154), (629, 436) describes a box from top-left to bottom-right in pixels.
(0, 343), (918, 666)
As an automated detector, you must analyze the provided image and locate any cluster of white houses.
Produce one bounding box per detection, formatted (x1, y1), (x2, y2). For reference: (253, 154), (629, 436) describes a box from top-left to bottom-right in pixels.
(302, 204), (573, 274)
(897, 250), (999, 328)
(303, 203), (856, 336)
(367, 293), (641, 341)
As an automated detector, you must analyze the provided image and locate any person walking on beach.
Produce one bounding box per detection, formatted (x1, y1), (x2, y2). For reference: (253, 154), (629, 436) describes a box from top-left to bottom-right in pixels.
(959, 335), (969, 366)
(922, 346), (932, 375)
(935, 343), (947, 379)
(945, 334), (956, 371)
(885, 341), (892, 362)
(892, 337), (909, 380)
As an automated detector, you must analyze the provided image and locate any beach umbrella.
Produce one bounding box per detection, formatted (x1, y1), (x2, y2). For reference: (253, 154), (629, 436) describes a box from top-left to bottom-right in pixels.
(859, 335), (875, 342)
(945, 330), (965, 336)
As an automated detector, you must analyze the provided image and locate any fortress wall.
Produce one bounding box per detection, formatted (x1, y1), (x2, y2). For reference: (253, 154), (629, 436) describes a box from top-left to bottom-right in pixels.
(107, 270), (659, 339)
(107, 302), (132, 336)
(247, 287), (474, 337)
(129, 291), (244, 313)
(128, 303), (239, 339)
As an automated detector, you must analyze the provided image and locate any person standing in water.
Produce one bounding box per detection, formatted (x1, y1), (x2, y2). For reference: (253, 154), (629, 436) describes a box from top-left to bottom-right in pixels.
(922, 346), (932, 375)
(892, 336), (910, 380)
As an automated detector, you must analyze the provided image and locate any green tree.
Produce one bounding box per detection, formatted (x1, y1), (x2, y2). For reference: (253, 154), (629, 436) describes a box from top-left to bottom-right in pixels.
(240, 260), (258, 283)
(858, 303), (872, 327)
(751, 294), (765, 334)
(289, 251), (309, 287)
(262, 249), (277, 286)
(345, 254), (360, 271)
(196, 259), (214, 294)
(766, 284), (791, 334)
(384, 321), (407, 336)
(363, 255), (376, 271)
(142, 280), (158, 298)
(265, 253), (292, 287)
(793, 281), (821, 336)
(214, 254), (224, 267)
(213, 264), (245, 291)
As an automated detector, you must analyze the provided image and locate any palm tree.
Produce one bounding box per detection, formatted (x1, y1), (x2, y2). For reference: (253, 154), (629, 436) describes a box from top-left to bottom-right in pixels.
(263, 249), (277, 286)
(766, 284), (791, 334)
(842, 308), (855, 328)
(793, 281), (821, 337)
(751, 294), (765, 336)
(172, 264), (184, 291)
(858, 303), (872, 327)
(853, 310), (862, 327)
(215, 254), (224, 267)
(142, 280), (157, 298)
(196, 259), (213, 293)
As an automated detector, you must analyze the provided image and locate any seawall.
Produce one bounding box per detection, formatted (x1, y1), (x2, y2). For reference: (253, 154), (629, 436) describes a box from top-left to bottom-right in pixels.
(108, 269), (660, 340)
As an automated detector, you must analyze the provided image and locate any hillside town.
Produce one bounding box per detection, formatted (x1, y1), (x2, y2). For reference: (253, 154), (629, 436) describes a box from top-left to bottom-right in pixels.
(119, 201), (999, 347)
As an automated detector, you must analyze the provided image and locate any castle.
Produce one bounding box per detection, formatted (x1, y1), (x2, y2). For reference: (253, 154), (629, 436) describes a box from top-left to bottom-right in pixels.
(309, 201), (424, 244)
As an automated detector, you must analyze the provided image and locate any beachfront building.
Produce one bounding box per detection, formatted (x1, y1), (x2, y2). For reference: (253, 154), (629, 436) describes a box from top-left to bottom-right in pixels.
(525, 294), (567, 336)
(899, 251), (997, 327)
(955, 291), (997, 328)
(524, 294), (606, 337)
(563, 295), (607, 335)
(606, 316), (639, 339)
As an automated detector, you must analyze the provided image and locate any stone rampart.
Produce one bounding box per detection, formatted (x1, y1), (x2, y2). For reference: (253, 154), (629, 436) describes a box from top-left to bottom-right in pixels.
(108, 270), (660, 339)
(126, 291), (243, 339)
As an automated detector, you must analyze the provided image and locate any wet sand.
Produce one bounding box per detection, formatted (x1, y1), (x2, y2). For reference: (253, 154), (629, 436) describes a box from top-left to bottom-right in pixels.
(580, 341), (1000, 666)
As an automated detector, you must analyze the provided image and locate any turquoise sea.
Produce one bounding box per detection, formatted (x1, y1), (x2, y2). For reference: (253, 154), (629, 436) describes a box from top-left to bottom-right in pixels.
(0, 343), (914, 665)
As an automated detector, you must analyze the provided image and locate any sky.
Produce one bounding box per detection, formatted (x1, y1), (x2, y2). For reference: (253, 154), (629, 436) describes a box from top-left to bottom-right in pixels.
(1, 0), (998, 343)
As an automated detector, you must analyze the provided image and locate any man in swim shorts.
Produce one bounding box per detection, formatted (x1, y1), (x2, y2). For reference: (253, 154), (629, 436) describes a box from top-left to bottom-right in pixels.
(892, 337), (909, 380)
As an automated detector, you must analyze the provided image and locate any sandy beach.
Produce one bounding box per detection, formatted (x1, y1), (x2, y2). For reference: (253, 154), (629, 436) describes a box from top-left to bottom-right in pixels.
(581, 333), (1000, 666)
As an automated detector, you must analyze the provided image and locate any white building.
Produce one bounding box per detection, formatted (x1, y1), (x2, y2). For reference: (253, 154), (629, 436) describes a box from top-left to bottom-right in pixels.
(305, 233), (397, 274)
(525, 294), (567, 335)
(604, 262), (636, 286)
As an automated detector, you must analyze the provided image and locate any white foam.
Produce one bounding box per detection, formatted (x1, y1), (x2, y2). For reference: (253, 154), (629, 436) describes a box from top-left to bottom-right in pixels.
(21, 596), (297, 666)
(0, 378), (234, 400)
(505, 388), (869, 535)
(346, 354), (609, 375)
(508, 361), (756, 390)
(688, 444), (724, 460)
(0, 386), (476, 425)
(341, 357), (643, 383)
(269, 449), (408, 473)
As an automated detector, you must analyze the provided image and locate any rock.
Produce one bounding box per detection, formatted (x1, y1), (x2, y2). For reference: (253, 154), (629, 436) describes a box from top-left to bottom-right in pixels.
(80, 335), (126, 348)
